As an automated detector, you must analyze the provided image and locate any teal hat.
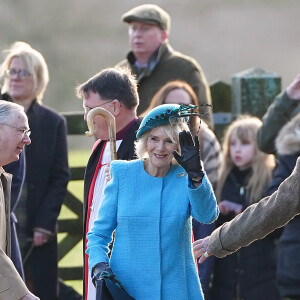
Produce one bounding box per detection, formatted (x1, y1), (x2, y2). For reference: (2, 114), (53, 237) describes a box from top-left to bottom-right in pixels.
(137, 104), (199, 139)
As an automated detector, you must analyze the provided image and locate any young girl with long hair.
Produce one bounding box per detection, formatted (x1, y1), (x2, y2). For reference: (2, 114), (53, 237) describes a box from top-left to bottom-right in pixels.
(211, 115), (279, 300)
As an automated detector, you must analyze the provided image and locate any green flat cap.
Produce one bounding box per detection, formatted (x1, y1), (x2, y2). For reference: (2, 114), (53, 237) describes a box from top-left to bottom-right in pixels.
(122, 4), (171, 32)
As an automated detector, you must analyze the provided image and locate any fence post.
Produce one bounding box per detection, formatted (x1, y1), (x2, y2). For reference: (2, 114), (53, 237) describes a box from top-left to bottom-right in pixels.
(58, 112), (86, 287)
(210, 80), (232, 141)
(231, 68), (281, 119)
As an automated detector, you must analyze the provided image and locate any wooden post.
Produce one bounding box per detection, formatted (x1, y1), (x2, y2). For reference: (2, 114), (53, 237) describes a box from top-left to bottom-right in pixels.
(231, 68), (281, 119)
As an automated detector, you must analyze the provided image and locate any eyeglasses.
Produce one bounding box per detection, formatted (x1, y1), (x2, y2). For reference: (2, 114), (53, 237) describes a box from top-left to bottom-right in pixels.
(5, 68), (31, 78)
(0, 123), (31, 138)
(83, 100), (114, 115)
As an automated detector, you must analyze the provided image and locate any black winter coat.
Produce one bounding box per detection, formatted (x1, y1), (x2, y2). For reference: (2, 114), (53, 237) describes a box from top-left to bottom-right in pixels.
(24, 101), (70, 299)
(3, 153), (25, 280)
(267, 153), (300, 298)
(211, 167), (280, 300)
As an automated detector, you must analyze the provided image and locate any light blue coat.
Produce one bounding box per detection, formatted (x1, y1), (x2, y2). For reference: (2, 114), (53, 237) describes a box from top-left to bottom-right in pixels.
(87, 159), (219, 300)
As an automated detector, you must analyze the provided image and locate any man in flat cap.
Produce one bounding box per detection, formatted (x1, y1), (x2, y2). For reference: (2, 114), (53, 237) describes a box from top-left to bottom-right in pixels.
(117, 4), (214, 129)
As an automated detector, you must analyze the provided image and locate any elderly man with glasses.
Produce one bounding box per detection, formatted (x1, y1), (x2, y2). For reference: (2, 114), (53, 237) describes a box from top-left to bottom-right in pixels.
(0, 100), (39, 300)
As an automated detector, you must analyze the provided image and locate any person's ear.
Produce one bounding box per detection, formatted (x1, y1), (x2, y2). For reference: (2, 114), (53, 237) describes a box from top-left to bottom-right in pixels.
(161, 30), (168, 42)
(111, 99), (121, 116)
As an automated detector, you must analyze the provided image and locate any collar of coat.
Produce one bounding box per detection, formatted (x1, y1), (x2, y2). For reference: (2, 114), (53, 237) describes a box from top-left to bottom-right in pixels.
(126, 41), (172, 81)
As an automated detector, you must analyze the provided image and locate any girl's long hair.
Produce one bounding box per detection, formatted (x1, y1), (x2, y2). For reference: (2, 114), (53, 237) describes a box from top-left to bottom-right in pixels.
(216, 115), (275, 203)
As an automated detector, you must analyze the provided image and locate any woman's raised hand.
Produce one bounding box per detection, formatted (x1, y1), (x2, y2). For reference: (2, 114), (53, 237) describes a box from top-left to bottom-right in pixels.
(173, 130), (204, 183)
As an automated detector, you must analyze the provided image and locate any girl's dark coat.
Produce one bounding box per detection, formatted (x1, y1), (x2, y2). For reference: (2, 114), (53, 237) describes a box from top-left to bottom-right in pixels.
(211, 168), (280, 300)
(269, 113), (300, 298)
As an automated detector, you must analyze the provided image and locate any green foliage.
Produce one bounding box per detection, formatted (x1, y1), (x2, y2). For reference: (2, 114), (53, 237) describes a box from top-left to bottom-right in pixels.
(68, 149), (91, 167)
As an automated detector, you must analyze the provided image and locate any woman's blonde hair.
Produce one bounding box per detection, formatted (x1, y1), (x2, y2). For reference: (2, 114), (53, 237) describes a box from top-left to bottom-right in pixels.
(216, 115), (275, 203)
(135, 122), (188, 159)
(0, 41), (49, 103)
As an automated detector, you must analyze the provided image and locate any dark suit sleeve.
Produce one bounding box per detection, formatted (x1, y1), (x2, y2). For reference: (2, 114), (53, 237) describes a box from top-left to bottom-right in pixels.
(33, 117), (70, 232)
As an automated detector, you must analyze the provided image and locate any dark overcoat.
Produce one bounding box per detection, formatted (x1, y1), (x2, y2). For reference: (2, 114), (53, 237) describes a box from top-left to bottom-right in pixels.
(211, 168), (280, 300)
(3, 152), (26, 279)
(24, 101), (70, 299)
(266, 153), (300, 298)
(265, 112), (300, 298)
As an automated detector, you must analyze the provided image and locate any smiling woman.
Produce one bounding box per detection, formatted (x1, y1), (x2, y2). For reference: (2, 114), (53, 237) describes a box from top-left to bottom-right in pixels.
(134, 117), (185, 177)
(144, 127), (179, 177)
(86, 103), (219, 300)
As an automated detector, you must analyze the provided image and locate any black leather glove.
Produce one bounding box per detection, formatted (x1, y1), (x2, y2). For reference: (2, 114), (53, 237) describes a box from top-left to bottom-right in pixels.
(173, 131), (204, 183)
(92, 262), (113, 287)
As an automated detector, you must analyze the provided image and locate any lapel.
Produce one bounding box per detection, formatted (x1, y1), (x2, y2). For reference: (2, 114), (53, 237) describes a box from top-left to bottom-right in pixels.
(0, 169), (12, 256)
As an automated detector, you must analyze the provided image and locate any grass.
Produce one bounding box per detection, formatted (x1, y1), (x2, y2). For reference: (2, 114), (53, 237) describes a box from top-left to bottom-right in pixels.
(58, 149), (92, 295)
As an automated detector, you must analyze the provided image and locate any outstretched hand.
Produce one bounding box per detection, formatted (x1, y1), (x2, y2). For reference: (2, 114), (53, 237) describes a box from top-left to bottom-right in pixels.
(193, 236), (211, 263)
(286, 73), (300, 100)
(173, 130), (204, 181)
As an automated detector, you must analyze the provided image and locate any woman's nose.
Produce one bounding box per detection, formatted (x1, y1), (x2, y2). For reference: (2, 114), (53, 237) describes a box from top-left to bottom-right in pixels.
(157, 141), (165, 150)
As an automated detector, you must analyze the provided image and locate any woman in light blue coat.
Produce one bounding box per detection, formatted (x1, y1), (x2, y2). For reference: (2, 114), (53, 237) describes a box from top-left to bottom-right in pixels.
(87, 104), (219, 300)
